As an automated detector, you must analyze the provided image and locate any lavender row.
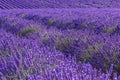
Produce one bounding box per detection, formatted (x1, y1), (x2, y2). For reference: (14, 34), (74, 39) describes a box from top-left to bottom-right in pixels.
(1, 0), (120, 9)
(8, 9), (120, 35)
(36, 28), (120, 75)
(0, 29), (119, 80)
(0, 15), (120, 75)
(1, 9), (115, 31)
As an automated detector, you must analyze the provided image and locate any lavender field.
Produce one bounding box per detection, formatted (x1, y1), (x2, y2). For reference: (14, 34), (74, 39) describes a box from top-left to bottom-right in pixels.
(0, 1), (120, 80)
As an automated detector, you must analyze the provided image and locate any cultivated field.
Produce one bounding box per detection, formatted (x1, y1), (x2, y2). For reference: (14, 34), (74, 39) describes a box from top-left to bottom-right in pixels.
(0, 1), (120, 80)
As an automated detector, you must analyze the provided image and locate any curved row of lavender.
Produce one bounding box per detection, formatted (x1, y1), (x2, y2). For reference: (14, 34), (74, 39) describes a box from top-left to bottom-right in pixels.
(0, 9), (120, 80)
(2, 8), (120, 34)
(0, 0), (120, 9)
(0, 9), (120, 75)
(0, 29), (119, 80)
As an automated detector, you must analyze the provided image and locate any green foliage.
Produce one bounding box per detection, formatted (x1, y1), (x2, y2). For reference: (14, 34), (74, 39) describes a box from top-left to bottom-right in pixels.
(18, 25), (36, 37)
(42, 17), (55, 26)
(55, 37), (73, 51)
(39, 32), (49, 44)
(17, 13), (25, 18)
(87, 22), (96, 30)
(102, 27), (115, 33)
(84, 45), (95, 58)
